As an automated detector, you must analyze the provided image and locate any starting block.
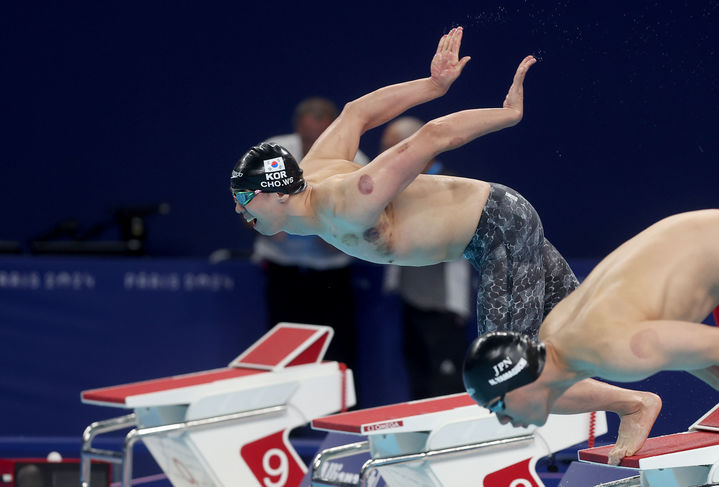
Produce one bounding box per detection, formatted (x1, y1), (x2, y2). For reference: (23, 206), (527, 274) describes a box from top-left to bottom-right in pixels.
(310, 393), (607, 486)
(579, 402), (719, 486)
(80, 323), (356, 487)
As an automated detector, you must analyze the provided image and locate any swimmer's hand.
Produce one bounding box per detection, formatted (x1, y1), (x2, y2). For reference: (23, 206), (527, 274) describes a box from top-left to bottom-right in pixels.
(431, 26), (471, 93)
(502, 55), (536, 121)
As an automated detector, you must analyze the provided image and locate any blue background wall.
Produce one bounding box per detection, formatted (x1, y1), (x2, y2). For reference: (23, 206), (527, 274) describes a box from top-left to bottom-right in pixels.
(1, 0), (718, 454)
(1, 1), (716, 257)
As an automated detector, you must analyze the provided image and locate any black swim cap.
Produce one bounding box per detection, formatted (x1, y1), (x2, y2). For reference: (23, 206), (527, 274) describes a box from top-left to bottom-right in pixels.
(230, 142), (306, 194)
(462, 331), (546, 406)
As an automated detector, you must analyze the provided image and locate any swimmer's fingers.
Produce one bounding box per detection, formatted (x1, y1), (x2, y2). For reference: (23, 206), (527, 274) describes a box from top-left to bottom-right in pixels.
(513, 55), (536, 84)
(453, 27), (471, 67)
(437, 34), (447, 53)
(503, 55), (535, 113)
(436, 31), (449, 53)
(437, 26), (459, 53)
(431, 27), (471, 91)
(449, 27), (471, 73)
(447, 26), (461, 54)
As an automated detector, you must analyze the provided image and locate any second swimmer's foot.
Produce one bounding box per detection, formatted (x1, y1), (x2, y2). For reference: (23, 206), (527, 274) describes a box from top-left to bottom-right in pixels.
(607, 391), (662, 466)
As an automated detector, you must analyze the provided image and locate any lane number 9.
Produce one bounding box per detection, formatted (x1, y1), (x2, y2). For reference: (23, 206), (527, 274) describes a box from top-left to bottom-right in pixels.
(262, 448), (288, 487)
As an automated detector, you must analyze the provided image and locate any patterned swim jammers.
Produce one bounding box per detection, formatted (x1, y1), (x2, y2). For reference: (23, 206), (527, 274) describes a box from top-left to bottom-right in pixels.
(463, 183), (579, 338)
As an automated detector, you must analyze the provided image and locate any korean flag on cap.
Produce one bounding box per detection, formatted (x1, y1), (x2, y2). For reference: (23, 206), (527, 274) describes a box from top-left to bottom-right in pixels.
(263, 157), (285, 172)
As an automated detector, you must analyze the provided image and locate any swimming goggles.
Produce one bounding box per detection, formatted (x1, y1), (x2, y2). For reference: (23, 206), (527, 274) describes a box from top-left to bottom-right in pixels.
(485, 395), (506, 414)
(233, 190), (260, 206)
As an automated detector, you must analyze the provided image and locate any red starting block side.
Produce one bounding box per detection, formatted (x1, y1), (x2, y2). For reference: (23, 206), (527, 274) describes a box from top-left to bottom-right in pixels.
(287, 331), (330, 367)
(578, 431), (719, 468)
(82, 367), (264, 405)
(693, 403), (719, 432)
(312, 394), (476, 434)
(697, 407), (719, 430)
(230, 323), (332, 370)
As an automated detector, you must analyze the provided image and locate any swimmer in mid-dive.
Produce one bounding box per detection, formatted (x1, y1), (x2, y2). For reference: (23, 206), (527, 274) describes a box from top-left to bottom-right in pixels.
(230, 26), (660, 456)
(464, 209), (719, 465)
(232, 27), (574, 337)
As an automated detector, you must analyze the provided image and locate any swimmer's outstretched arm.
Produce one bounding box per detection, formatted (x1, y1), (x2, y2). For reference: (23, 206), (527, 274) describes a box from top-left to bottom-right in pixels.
(413, 54), (535, 149)
(429, 54), (536, 146)
(337, 55), (536, 223)
(306, 27), (470, 163)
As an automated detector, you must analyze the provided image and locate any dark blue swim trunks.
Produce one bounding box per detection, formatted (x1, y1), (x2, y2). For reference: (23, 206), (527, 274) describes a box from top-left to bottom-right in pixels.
(462, 183), (579, 338)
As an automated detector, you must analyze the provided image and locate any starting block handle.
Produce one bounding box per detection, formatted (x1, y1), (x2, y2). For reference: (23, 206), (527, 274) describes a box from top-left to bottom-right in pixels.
(81, 405), (287, 487)
(311, 441), (370, 487)
(121, 404), (287, 487)
(310, 434), (534, 487)
(357, 434), (534, 487)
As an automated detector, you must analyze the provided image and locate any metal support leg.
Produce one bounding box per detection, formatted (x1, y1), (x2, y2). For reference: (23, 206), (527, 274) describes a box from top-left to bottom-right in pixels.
(80, 414), (137, 487)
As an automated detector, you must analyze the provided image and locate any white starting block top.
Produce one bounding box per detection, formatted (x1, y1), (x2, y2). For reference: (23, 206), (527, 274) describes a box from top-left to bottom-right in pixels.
(579, 403), (719, 487)
(81, 323), (355, 487)
(313, 393), (480, 436)
(312, 393), (606, 487)
(82, 367), (266, 408)
(82, 323), (336, 409)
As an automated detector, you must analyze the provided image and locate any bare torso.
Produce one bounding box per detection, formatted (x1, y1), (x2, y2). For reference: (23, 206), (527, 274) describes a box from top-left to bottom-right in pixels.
(540, 209), (719, 380)
(303, 159), (489, 266)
